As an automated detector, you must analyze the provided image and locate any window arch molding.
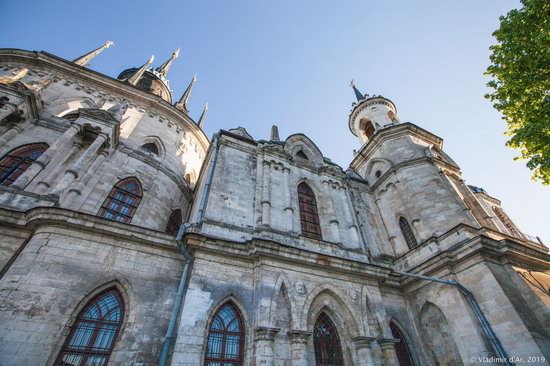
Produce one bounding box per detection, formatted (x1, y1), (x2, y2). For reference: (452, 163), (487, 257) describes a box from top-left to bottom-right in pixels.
(49, 96), (96, 117)
(389, 319), (418, 366)
(48, 280), (132, 366)
(0, 142), (50, 186)
(202, 296), (249, 366)
(140, 136), (166, 159)
(97, 176), (143, 223)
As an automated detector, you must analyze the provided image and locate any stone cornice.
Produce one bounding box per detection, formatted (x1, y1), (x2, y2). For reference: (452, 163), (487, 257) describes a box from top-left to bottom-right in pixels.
(184, 231), (397, 285)
(0, 48), (210, 151)
(0, 206), (180, 252)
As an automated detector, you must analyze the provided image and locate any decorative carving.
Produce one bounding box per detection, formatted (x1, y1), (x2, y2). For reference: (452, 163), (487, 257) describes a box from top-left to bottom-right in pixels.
(350, 290), (359, 303)
(294, 281), (307, 295)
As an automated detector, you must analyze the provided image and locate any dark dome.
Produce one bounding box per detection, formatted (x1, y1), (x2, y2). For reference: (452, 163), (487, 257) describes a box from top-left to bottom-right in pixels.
(118, 68), (173, 103)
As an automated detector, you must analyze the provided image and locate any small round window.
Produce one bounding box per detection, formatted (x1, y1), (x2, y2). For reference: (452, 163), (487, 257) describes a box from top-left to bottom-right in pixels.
(375, 170), (382, 178)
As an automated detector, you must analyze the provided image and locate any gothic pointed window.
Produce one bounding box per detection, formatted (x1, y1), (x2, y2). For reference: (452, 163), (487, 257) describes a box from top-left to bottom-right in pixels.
(0, 143), (49, 186)
(390, 322), (415, 366)
(298, 182), (322, 240)
(165, 209), (182, 235)
(399, 216), (418, 249)
(205, 302), (244, 366)
(98, 177), (142, 223)
(314, 313), (344, 366)
(296, 149), (309, 160)
(55, 288), (124, 366)
(141, 142), (159, 155)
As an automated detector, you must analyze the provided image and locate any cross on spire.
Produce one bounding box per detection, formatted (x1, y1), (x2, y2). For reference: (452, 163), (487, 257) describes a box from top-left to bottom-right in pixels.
(350, 78), (366, 102)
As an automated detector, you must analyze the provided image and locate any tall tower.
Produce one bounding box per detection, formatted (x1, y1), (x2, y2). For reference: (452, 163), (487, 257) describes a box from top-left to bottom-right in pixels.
(348, 81), (400, 145)
(348, 82), (479, 258)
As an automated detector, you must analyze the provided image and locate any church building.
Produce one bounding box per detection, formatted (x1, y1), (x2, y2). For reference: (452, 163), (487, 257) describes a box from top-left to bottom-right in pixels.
(0, 43), (548, 366)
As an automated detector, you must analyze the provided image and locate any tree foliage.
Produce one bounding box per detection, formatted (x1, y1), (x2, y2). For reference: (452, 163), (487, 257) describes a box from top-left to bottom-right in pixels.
(485, 0), (550, 184)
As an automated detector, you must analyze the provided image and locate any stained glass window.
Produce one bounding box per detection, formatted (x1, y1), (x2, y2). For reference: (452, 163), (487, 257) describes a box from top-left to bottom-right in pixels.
(298, 183), (322, 240)
(0, 143), (49, 186)
(390, 322), (415, 366)
(98, 177), (142, 223)
(205, 302), (244, 366)
(399, 217), (418, 249)
(314, 313), (343, 366)
(55, 289), (124, 366)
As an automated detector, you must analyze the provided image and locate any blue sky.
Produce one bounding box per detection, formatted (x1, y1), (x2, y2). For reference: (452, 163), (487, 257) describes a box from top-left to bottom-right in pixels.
(2, 0), (548, 242)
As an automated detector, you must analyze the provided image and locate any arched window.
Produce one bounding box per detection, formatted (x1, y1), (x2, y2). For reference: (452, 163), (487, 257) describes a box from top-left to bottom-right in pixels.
(313, 313), (343, 366)
(98, 177), (142, 223)
(361, 118), (375, 139)
(141, 143), (159, 155)
(298, 182), (322, 240)
(165, 209), (182, 235)
(399, 216), (418, 249)
(0, 143), (49, 186)
(55, 288), (124, 366)
(205, 302), (244, 366)
(296, 149), (309, 160)
(62, 112), (80, 122)
(390, 322), (415, 366)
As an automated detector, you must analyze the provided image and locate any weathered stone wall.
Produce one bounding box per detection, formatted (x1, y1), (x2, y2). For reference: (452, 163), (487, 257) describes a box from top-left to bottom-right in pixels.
(0, 217), (184, 366)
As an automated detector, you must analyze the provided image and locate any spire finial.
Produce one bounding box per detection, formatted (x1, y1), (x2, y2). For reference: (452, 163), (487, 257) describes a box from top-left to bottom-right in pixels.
(270, 125), (280, 141)
(175, 74), (197, 113)
(127, 55), (154, 86)
(197, 103), (208, 128)
(156, 48), (180, 77)
(73, 41), (114, 67)
(350, 78), (366, 102)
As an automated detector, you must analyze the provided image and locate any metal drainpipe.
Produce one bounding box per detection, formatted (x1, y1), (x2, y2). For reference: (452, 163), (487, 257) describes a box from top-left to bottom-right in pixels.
(392, 270), (513, 366)
(158, 133), (221, 366)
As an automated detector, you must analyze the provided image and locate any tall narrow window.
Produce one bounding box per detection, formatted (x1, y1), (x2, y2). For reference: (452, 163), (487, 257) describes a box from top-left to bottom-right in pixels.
(55, 288), (124, 366)
(314, 313), (343, 366)
(205, 302), (244, 366)
(298, 182), (322, 240)
(399, 216), (418, 249)
(98, 177), (142, 223)
(0, 143), (49, 186)
(165, 209), (182, 235)
(390, 322), (415, 366)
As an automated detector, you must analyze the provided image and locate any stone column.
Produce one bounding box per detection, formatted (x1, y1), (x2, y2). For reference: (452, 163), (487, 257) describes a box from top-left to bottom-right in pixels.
(11, 123), (82, 190)
(322, 181), (340, 243)
(51, 133), (107, 196)
(378, 338), (399, 366)
(254, 326), (279, 365)
(340, 186), (361, 245)
(288, 330), (312, 366)
(283, 167), (294, 232)
(64, 150), (108, 208)
(0, 123), (24, 148)
(36, 143), (82, 193)
(261, 160), (271, 228)
(353, 336), (376, 365)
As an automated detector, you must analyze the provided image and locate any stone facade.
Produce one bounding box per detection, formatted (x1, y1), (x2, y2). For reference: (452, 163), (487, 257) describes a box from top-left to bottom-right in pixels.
(0, 47), (549, 366)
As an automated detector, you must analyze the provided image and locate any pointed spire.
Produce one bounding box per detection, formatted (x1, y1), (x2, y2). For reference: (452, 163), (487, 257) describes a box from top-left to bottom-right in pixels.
(175, 74), (196, 113)
(197, 103), (208, 128)
(350, 79), (366, 102)
(73, 41), (114, 67)
(270, 125), (280, 141)
(156, 48), (180, 77)
(128, 55), (154, 86)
